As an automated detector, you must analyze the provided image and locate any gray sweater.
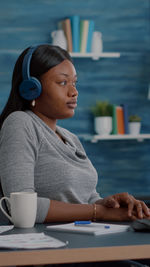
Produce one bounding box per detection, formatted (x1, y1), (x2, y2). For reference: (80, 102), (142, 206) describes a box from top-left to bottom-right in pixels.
(0, 111), (100, 223)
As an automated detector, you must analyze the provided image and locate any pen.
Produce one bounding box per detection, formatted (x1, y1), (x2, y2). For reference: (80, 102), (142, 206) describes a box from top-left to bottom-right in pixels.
(74, 221), (91, 225)
(74, 221), (110, 229)
(104, 225), (110, 229)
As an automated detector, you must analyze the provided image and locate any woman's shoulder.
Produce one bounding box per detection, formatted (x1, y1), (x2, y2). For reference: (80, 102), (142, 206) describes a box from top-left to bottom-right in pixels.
(5, 110), (30, 121)
(2, 111), (33, 129)
(1, 111), (43, 146)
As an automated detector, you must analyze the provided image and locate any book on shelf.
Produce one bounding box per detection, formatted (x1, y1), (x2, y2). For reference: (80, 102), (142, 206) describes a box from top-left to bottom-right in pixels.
(86, 20), (95, 52)
(116, 106), (125, 134)
(112, 104), (118, 134)
(70, 15), (80, 52)
(63, 18), (73, 52)
(57, 18), (73, 52)
(80, 20), (89, 53)
(57, 16), (95, 54)
(121, 103), (129, 134)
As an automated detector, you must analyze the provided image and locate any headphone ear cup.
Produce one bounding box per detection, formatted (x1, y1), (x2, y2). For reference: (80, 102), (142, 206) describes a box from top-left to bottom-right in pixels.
(19, 77), (42, 101)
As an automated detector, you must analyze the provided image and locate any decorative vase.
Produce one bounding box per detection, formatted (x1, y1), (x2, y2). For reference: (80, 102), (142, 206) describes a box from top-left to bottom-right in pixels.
(94, 116), (112, 135)
(128, 122), (141, 135)
(51, 30), (67, 50)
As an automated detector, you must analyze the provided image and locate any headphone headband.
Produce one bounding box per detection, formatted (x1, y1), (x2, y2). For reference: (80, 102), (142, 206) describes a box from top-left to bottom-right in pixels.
(22, 46), (38, 80)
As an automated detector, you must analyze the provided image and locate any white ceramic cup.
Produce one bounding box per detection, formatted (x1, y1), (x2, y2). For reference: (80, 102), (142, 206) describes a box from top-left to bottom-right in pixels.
(91, 31), (103, 53)
(0, 192), (37, 228)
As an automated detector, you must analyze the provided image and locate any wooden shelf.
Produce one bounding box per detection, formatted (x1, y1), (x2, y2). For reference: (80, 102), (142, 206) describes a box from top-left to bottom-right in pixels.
(70, 52), (120, 60)
(78, 134), (150, 143)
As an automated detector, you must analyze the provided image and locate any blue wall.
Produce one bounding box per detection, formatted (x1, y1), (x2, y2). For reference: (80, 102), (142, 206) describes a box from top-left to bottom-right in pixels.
(1, 0), (150, 198)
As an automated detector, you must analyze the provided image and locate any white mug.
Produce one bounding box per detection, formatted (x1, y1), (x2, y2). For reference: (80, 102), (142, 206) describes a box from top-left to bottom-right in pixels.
(0, 192), (37, 228)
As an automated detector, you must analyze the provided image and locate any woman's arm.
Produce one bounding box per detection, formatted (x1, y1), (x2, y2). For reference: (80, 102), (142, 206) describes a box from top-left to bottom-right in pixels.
(44, 200), (138, 223)
(44, 200), (93, 222)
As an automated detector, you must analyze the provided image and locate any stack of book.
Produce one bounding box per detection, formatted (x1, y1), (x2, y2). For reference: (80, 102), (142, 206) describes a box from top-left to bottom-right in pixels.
(112, 104), (129, 135)
(58, 15), (95, 53)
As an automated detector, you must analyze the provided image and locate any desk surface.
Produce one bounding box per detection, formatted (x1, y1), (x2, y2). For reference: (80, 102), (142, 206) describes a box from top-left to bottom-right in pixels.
(0, 223), (150, 266)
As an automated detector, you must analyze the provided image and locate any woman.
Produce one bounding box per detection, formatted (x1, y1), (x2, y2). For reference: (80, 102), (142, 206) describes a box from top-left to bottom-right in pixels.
(0, 44), (149, 225)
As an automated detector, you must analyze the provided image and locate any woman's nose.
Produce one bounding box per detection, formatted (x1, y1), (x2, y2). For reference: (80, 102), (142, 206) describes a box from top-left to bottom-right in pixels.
(68, 85), (78, 97)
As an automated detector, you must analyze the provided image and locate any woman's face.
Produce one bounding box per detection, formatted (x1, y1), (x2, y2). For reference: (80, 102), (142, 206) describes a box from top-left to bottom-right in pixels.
(34, 59), (78, 121)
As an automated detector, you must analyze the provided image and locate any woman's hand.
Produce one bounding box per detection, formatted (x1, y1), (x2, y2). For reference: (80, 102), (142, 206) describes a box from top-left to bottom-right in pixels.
(96, 204), (137, 222)
(95, 192), (150, 219)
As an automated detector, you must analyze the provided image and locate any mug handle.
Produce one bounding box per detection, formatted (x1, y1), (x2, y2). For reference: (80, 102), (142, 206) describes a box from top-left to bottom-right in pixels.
(0, 197), (13, 223)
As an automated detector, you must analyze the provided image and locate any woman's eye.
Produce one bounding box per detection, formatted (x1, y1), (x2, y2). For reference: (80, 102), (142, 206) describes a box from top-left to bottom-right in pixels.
(58, 80), (78, 86)
(59, 81), (67, 86)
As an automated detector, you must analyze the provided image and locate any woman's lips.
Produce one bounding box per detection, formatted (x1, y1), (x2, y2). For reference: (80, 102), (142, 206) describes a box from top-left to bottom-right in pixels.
(66, 101), (77, 109)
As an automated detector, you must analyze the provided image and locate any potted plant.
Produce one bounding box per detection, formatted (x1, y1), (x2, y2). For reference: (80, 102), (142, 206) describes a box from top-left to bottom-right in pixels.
(91, 101), (113, 135)
(128, 114), (141, 135)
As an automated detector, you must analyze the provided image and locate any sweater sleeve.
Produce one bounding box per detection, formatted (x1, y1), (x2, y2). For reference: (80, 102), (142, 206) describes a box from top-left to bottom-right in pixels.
(88, 189), (102, 203)
(0, 112), (50, 223)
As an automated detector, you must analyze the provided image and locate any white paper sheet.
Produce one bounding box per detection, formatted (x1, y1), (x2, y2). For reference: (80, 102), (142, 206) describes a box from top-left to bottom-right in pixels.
(0, 225), (14, 234)
(0, 232), (68, 249)
(47, 222), (129, 235)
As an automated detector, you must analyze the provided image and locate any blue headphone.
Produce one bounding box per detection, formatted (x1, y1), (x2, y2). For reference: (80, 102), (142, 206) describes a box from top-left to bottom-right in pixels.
(19, 46), (42, 101)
